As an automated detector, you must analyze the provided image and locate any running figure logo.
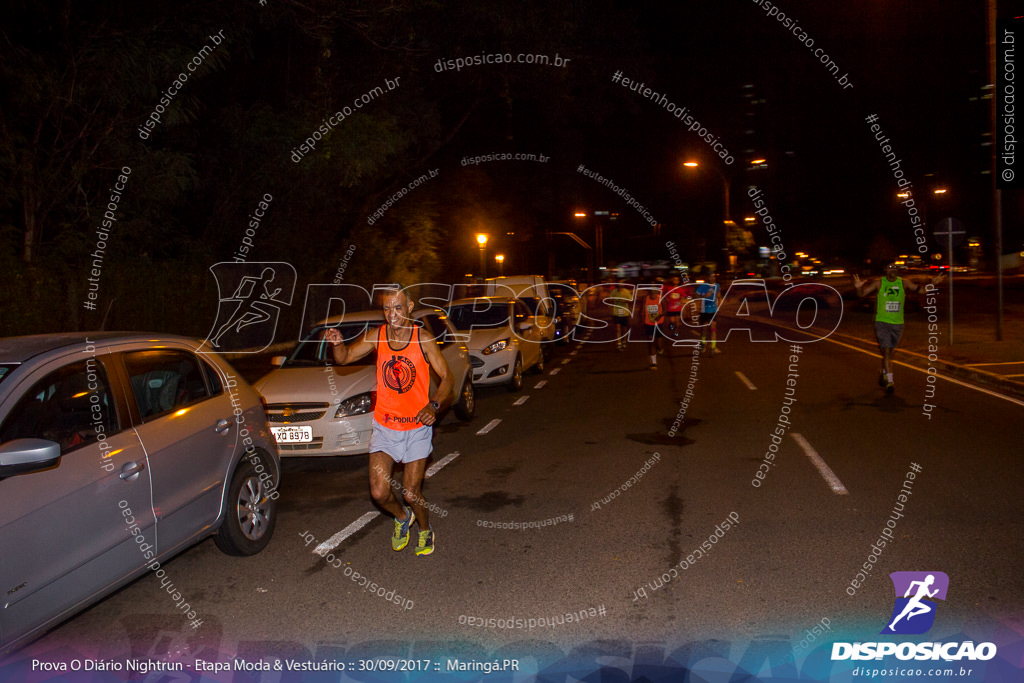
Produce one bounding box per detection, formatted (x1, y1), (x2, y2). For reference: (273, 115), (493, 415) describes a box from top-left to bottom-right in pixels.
(201, 262), (296, 353)
(382, 355), (417, 394)
(881, 571), (949, 635)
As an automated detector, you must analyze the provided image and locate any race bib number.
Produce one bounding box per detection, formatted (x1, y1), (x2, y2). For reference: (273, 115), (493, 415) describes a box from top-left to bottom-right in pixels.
(647, 305), (659, 317)
(885, 301), (901, 313)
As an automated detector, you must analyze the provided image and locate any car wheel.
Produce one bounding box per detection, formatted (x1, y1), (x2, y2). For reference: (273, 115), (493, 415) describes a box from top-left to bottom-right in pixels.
(506, 355), (524, 392)
(454, 377), (475, 421)
(214, 452), (278, 556)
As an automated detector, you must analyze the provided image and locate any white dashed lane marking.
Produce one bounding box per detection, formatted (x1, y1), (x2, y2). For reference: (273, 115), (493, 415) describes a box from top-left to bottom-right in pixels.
(314, 511), (379, 556)
(426, 451), (460, 478)
(735, 371), (757, 390)
(792, 433), (848, 495)
(476, 418), (502, 435)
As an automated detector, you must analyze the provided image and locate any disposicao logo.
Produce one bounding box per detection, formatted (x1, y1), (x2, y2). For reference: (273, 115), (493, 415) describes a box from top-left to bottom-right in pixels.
(882, 571), (948, 635)
(831, 571), (997, 663)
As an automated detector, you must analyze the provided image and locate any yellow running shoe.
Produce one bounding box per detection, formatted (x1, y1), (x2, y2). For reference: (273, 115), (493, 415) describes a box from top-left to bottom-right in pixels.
(392, 507), (415, 551)
(415, 529), (435, 556)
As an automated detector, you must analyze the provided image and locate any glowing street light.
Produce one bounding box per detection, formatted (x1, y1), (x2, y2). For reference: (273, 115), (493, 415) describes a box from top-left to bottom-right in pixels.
(476, 233), (489, 279)
(495, 253), (505, 275)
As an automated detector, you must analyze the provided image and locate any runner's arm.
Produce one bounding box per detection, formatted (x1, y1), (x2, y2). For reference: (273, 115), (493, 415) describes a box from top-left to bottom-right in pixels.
(853, 276), (879, 296)
(324, 327), (375, 365)
(904, 273), (944, 293)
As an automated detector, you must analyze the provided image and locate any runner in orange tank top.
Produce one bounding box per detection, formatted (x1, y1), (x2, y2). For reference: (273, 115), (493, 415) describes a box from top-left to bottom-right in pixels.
(325, 285), (452, 556)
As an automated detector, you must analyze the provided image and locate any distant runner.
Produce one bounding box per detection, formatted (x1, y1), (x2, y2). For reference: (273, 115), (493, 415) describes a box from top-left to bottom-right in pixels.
(695, 272), (721, 354)
(660, 273), (687, 344)
(609, 282), (633, 350)
(640, 286), (663, 368)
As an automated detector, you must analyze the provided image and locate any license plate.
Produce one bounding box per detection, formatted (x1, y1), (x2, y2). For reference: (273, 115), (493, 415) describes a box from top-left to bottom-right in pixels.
(271, 426), (313, 443)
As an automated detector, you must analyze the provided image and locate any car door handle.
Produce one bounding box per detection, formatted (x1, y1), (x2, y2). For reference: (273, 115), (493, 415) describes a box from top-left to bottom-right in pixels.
(214, 418), (231, 434)
(120, 461), (145, 480)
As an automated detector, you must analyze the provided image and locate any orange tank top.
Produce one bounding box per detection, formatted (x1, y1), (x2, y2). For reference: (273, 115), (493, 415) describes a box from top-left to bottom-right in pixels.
(642, 293), (662, 325)
(375, 325), (430, 430)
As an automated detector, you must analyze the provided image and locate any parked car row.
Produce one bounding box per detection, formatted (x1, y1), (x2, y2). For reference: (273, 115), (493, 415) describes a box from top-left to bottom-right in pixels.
(255, 291), (571, 458)
(0, 277), (579, 653)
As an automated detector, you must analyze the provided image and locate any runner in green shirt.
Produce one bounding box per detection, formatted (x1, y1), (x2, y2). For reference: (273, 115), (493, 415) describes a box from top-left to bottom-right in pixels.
(853, 263), (942, 394)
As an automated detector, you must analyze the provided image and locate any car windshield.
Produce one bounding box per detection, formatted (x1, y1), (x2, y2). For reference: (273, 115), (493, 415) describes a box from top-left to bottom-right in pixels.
(447, 303), (511, 331)
(0, 364), (16, 386)
(518, 297), (542, 315)
(283, 322), (382, 367)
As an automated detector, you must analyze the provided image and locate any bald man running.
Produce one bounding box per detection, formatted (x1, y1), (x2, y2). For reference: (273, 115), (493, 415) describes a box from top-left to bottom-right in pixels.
(325, 286), (453, 556)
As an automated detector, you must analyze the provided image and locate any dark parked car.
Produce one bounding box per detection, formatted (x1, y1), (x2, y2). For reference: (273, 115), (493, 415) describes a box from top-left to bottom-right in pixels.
(546, 286), (581, 343)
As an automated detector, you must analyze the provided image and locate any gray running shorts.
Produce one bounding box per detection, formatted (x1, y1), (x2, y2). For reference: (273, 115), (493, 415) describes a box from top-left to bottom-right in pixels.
(874, 321), (904, 349)
(369, 420), (433, 463)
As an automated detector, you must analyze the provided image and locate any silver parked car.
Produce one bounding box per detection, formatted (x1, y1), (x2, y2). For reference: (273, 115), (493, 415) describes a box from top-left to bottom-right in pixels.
(253, 307), (474, 456)
(0, 332), (280, 654)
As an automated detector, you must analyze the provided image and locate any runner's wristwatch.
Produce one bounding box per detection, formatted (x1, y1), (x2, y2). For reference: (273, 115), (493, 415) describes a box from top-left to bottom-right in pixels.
(430, 400), (440, 411)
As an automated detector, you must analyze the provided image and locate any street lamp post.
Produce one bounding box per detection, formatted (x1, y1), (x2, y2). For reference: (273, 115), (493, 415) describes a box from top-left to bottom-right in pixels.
(685, 161), (733, 275)
(495, 253), (505, 276)
(476, 233), (489, 280)
(574, 210), (614, 281)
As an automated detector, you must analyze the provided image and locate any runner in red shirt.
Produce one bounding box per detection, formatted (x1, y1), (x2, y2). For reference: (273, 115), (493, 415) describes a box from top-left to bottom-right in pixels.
(660, 273), (687, 346)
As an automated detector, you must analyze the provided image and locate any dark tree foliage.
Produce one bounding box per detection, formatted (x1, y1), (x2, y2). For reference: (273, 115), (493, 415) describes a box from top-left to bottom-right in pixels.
(0, 0), (645, 336)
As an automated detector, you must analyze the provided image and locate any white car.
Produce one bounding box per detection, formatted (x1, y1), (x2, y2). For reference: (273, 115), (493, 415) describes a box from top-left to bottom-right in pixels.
(253, 308), (474, 457)
(485, 276), (557, 344)
(446, 297), (544, 392)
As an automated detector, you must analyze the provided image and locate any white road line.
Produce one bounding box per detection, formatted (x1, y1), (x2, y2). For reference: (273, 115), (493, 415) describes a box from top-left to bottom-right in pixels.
(514, 395), (530, 405)
(550, 368), (561, 375)
(965, 361), (1024, 367)
(314, 511), (379, 555)
(534, 380), (548, 389)
(735, 371), (758, 390)
(476, 418), (502, 435)
(426, 451), (460, 478)
(791, 433), (849, 495)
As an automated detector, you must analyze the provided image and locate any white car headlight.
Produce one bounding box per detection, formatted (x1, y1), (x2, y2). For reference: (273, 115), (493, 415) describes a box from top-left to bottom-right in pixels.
(482, 338), (511, 355)
(336, 391), (375, 417)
